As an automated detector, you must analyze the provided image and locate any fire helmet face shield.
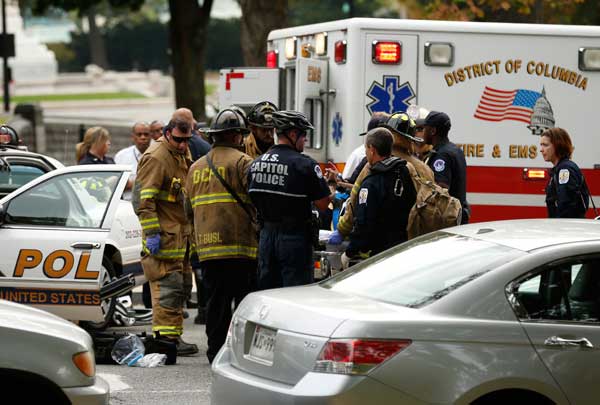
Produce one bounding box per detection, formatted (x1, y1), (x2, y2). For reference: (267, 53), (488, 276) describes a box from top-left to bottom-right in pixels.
(207, 109), (251, 135)
(382, 112), (423, 143)
(248, 101), (278, 128)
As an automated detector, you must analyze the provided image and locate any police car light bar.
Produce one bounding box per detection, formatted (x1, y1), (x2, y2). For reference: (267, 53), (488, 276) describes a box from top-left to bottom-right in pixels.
(266, 50), (279, 68)
(372, 41), (401, 64)
(579, 48), (600, 71)
(424, 42), (454, 66)
(315, 32), (327, 55)
(285, 37), (297, 60)
(335, 40), (347, 64)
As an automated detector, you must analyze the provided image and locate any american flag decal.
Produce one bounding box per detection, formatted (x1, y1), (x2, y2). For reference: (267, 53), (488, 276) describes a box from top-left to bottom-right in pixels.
(474, 87), (542, 124)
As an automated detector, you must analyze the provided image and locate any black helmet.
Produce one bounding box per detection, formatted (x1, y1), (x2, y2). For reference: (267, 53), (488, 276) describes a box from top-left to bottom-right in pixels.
(227, 105), (248, 125)
(382, 112), (423, 143)
(247, 101), (278, 128)
(207, 109), (250, 135)
(271, 110), (314, 132)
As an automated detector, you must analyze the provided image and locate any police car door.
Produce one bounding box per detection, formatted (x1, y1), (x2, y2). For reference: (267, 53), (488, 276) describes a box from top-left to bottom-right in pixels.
(0, 165), (130, 322)
(295, 58), (329, 163)
(364, 33), (418, 126)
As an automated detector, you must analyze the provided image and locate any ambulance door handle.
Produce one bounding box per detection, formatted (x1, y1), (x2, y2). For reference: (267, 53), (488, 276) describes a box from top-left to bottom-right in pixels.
(71, 242), (101, 250)
(320, 89), (336, 97)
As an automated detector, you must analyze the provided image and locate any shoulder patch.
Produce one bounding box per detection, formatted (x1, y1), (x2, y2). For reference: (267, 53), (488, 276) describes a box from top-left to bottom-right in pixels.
(314, 165), (323, 179)
(433, 159), (446, 172)
(359, 188), (369, 204)
(558, 168), (570, 184)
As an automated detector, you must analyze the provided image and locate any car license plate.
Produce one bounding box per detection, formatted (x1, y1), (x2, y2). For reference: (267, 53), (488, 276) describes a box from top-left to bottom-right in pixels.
(249, 325), (276, 364)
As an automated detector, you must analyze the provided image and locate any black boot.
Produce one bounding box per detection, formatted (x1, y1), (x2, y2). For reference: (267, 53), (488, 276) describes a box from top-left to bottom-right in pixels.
(194, 307), (206, 325)
(176, 336), (199, 356)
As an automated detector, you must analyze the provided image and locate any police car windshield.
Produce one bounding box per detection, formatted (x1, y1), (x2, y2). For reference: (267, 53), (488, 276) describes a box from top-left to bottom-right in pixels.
(321, 232), (523, 307)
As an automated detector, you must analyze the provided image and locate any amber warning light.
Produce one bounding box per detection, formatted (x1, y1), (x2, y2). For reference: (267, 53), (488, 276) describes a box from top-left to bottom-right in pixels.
(372, 41), (401, 64)
(523, 168), (547, 180)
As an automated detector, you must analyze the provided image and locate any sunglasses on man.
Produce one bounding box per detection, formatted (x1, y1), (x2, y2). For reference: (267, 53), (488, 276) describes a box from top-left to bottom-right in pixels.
(171, 134), (190, 144)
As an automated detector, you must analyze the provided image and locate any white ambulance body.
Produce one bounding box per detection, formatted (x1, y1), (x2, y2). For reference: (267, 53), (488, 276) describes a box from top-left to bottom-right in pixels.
(219, 18), (600, 222)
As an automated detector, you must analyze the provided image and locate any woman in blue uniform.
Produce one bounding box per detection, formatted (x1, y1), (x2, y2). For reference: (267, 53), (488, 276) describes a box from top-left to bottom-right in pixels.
(540, 127), (589, 218)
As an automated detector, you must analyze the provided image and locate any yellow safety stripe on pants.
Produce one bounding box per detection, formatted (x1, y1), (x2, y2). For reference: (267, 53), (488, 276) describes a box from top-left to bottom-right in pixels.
(190, 192), (251, 207)
(139, 217), (160, 231)
(142, 240), (187, 260)
(140, 188), (160, 199)
(196, 244), (257, 260)
(152, 325), (182, 336)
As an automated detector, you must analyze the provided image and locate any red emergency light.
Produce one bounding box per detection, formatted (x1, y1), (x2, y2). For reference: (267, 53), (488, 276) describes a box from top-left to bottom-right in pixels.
(372, 41), (401, 64)
(335, 40), (346, 64)
(266, 50), (279, 68)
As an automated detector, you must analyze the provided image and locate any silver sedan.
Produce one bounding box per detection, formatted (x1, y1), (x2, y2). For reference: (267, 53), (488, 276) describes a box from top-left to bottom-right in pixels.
(211, 219), (600, 405)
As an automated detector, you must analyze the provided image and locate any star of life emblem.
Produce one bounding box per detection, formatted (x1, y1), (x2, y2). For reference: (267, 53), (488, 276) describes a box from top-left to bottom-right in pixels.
(366, 75), (416, 114)
(332, 112), (343, 146)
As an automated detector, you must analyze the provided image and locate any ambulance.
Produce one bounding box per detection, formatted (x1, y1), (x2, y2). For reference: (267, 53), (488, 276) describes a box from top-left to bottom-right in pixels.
(219, 18), (600, 222)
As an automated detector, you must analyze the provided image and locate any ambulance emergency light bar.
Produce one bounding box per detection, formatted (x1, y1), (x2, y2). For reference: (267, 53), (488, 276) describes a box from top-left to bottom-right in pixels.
(266, 49), (278, 68)
(424, 42), (454, 66)
(579, 48), (600, 71)
(335, 40), (347, 64)
(372, 41), (401, 64)
(285, 37), (297, 59)
(315, 32), (327, 55)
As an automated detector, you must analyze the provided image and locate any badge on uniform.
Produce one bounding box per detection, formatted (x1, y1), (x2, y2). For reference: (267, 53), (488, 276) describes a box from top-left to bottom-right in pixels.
(314, 165), (323, 179)
(359, 188), (368, 204)
(433, 159), (445, 172)
(558, 169), (570, 184)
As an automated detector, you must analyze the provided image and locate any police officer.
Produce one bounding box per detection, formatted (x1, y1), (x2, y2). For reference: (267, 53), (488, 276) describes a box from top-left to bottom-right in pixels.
(422, 111), (470, 224)
(186, 109), (257, 363)
(248, 110), (331, 289)
(342, 127), (416, 267)
(133, 116), (198, 356)
(541, 127), (589, 218)
(245, 101), (278, 159)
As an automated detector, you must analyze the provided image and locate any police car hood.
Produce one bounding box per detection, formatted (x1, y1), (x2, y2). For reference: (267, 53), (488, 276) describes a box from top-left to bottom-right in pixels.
(0, 299), (91, 347)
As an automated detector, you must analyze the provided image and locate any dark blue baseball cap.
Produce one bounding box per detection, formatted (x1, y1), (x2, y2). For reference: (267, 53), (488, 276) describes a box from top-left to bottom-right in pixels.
(423, 111), (451, 130)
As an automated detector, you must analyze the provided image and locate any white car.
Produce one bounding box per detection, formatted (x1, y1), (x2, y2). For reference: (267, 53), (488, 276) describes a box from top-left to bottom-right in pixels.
(0, 164), (141, 328)
(0, 297), (109, 403)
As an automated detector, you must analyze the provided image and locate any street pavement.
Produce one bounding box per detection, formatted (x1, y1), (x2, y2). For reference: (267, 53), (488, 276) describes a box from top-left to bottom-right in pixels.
(97, 307), (212, 404)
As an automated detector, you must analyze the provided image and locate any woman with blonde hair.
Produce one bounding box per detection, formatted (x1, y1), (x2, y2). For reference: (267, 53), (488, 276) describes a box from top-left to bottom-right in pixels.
(540, 127), (589, 218)
(76, 126), (115, 164)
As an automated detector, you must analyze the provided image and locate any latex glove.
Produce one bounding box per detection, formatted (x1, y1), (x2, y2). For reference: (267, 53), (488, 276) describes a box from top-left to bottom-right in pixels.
(146, 234), (161, 255)
(328, 230), (343, 245)
(341, 252), (351, 270)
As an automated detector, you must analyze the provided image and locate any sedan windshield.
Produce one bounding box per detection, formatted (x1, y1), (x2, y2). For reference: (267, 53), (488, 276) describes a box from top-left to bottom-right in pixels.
(321, 232), (523, 307)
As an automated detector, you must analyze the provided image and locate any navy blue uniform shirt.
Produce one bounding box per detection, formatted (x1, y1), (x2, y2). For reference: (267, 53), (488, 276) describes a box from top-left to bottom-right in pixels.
(546, 158), (588, 218)
(78, 152), (115, 165)
(248, 144), (330, 223)
(427, 138), (469, 220)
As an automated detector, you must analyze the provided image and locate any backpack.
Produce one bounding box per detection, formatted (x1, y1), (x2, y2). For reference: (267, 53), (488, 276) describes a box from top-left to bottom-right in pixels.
(405, 163), (462, 239)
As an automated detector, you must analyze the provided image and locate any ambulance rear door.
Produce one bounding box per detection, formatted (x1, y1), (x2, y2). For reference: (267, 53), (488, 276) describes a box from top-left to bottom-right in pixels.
(0, 165), (130, 322)
(219, 67), (283, 110)
(295, 57), (329, 163)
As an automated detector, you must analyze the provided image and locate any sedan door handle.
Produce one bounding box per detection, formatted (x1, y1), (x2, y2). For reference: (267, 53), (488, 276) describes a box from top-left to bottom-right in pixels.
(70, 242), (101, 250)
(544, 336), (594, 348)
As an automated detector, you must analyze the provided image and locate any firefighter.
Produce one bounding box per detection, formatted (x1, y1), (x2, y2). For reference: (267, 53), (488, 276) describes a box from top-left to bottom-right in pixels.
(133, 116), (198, 356)
(342, 127), (416, 268)
(541, 127), (589, 218)
(248, 110), (331, 289)
(422, 111), (470, 224)
(245, 101), (278, 159)
(185, 109), (258, 364)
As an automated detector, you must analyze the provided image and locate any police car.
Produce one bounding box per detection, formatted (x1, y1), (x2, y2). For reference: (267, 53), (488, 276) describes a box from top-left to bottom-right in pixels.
(0, 157), (143, 330)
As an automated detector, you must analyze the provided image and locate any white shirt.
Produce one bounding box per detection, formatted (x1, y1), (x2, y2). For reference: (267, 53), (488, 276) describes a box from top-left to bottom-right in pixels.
(342, 145), (366, 180)
(114, 145), (143, 200)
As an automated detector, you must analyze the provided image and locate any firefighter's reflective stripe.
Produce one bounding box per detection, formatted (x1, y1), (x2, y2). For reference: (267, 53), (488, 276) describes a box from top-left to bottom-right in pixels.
(140, 188), (160, 199)
(152, 325), (182, 337)
(80, 179), (105, 190)
(196, 244), (258, 260)
(142, 240), (187, 260)
(139, 217), (160, 231)
(190, 192), (251, 207)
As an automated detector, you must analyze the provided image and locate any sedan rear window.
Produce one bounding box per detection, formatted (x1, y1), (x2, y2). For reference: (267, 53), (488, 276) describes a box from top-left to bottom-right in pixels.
(321, 232), (522, 307)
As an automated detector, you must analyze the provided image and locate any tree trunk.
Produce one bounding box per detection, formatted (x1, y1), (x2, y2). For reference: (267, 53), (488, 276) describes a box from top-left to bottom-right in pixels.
(87, 6), (109, 69)
(238, 0), (288, 66)
(168, 0), (213, 120)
